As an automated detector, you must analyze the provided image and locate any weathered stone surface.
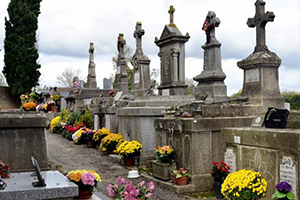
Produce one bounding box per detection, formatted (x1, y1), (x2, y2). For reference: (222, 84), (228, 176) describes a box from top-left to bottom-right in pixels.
(152, 160), (172, 181)
(0, 86), (19, 109)
(0, 113), (48, 172)
(86, 42), (97, 89)
(103, 78), (112, 89)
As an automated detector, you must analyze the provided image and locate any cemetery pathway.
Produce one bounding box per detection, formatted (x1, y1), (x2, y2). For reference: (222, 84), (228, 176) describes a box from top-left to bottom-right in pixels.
(46, 130), (190, 200)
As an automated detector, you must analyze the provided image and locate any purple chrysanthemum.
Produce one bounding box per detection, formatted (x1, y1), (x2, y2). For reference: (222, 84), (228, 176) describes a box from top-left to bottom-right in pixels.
(275, 182), (292, 193)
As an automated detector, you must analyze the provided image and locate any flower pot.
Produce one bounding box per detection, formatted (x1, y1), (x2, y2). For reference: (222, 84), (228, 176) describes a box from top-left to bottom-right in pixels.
(213, 181), (224, 199)
(171, 173), (177, 184)
(176, 176), (188, 185)
(75, 189), (93, 199)
(160, 157), (173, 163)
(124, 157), (134, 166)
(86, 141), (95, 148)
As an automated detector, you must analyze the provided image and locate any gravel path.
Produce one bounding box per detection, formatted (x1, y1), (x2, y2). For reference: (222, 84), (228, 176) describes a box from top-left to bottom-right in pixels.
(46, 130), (189, 200)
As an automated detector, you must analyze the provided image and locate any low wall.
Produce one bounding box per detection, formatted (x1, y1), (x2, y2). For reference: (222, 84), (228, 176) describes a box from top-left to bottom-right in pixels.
(0, 113), (49, 172)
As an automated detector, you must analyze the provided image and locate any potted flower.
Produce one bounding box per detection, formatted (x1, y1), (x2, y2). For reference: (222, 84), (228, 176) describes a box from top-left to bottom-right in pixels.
(107, 177), (155, 199)
(50, 116), (61, 133)
(22, 102), (37, 111)
(0, 161), (10, 178)
(100, 133), (124, 154)
(211, 161), (230, 199)
(272, 182), (295, 200)
(154, 145), (175, 163)
(221, 169), (268, 200)
(92, 127), (111, 146)
(173, 168), (189, 185)
(67, 169), (101, 199)
(116, 140), (142, 166)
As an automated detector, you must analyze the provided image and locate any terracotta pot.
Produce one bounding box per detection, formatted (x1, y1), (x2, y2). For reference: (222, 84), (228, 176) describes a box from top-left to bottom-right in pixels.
(171, 173), (177, 184)
(213, 181), (224, 199)
(75, 189), (93, 199)
(124, 157), (134, 166)
(176, 176), (188, 185)
(86, 141), (95, 148)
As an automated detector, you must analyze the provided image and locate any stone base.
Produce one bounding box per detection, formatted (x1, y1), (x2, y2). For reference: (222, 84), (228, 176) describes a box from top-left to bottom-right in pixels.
(158, 85), (188, 96)
(131, 89), (147, 97)
(151, 160), (172, 181)
(194, 81), (227, 101)
(0, 171), (78, 200)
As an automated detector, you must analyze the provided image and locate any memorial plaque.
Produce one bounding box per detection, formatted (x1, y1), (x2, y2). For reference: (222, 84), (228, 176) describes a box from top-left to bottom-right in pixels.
(245, 69), (259, 83)
(114, 91), (123, 101)
(162, 89), (170, 96)
(280, 156), (297, 196)
(224, 148), (236, 172)
(117, 66), (121, 74)
(31, 157), (46, 187)
(134, 72), (140, 84)
(251, 115), (264, 127)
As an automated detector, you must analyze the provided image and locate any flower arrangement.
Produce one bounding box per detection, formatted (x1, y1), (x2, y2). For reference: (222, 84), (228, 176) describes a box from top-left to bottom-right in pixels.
(50, 116), (61, 133)
(22, 102), (36, 111)
(221, 169), (267, 200)
(116, 140), (142, 158)
(100, 133), (124, 152)
(73, 128), (96, 143)
(0, 161), (10, 178)
(211, 161), (230, 182)
(62, 124), (84, 140)
(173, 168), (188, 178)
(92, 127), (111, 144)
(67, 169), (101, 194)
(107, 177), (155, 200)
(272, 182), (295, 200)
(53, 94), (60, 101)
(154, 145), (175, 163)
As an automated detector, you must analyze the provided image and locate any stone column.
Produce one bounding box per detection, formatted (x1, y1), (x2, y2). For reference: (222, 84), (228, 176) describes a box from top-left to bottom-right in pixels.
(86, 42), (97, 89)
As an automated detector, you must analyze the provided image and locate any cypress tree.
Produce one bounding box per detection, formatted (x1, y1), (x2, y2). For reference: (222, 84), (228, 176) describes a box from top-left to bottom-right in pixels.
(3, 0), (42, 99)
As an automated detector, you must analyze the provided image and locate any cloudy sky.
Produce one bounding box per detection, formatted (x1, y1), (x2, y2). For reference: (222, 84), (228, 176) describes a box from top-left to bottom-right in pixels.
(0, 0), (299, 95)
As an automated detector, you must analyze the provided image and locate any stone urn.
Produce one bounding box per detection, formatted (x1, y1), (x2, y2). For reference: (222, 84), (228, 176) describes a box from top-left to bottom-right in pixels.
(151, 160), (172, 181)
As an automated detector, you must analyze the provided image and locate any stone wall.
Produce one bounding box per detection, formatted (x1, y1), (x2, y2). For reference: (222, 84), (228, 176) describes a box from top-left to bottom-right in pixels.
(0, 86), (19, 109)
(0, 113), (49, 172)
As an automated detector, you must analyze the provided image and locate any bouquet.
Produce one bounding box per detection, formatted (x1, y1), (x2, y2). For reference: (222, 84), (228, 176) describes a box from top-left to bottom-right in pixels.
(67, 169), (101, 194)
(22, 102), (36, 111)
(100, 133), (124, 152)
(211, 161), (230, 182)
(107, 177), (155, 200)
(272, 182), (295, 200)
(116, 140), (142, 158)
(154, 145), (175, 163)
(221, 169), (267, 200)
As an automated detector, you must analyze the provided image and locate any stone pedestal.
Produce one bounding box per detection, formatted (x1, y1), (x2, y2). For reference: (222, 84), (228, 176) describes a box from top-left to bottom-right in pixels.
(238, 51), (285, 110)
(131, 56), (151, 97)
(152, 160), (172, 181)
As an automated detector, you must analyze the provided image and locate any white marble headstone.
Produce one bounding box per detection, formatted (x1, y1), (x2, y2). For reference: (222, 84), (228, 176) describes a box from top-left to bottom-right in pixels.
(134, 72), (140, 84)
(224, 148), (236, 172)
(280, 156), (297, 197)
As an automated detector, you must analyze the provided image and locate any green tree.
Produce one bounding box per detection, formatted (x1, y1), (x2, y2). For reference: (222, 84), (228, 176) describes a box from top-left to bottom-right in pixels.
(229, 89), (242, 99)
(186, 78), (197, 95)
(3, 0), (42, 98)
(282, 91), (300, 110)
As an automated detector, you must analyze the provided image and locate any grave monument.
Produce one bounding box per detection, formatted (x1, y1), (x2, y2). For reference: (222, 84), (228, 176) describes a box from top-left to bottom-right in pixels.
(86, 42), (97, 89)
(237, 0), (284, 110)
(193, 11), (227, 101)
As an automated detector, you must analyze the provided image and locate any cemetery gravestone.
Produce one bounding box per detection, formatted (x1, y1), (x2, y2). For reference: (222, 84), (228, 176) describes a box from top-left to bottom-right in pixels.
(103, 78), (112, 89)
(86, 43), (97, 89)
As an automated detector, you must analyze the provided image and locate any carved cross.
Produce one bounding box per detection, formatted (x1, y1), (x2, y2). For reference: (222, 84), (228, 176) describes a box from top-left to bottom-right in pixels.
(89, 43), (94, 63)
(168, 5), (175, 24)
(247, 0), (275, 52)
(133, 22), (145, 55)
(117, 33), (126, 59)
(202, 11), (220, 44)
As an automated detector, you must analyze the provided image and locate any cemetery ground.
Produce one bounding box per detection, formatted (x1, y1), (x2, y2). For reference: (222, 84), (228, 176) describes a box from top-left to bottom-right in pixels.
(47, 129), (215, 200)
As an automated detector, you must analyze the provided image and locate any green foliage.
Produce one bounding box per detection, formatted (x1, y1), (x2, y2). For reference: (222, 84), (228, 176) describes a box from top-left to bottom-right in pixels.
(67, 111), (81, 126)
(229, 89), (242, 99)
(3, 0), (42, 99)
(79, 107), (92, 128)
(186, 78), (196, 95)
(126, 66), (133, 92)
(282, 91), (300, 110)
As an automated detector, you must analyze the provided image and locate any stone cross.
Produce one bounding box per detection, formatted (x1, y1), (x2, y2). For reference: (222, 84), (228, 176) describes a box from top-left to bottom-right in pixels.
(168, 5), (175, 24)
(133, 22), (145, 55)
(202, 11), (220, 44)
(117, 33), (126, 59)
(89, 43), (94, 63)
(247, 0), (275, 52)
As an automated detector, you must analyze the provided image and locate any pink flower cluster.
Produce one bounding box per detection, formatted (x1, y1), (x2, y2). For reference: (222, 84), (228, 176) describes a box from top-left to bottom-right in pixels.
(81, 172), (95, 186)
(107, 177), (155, 200)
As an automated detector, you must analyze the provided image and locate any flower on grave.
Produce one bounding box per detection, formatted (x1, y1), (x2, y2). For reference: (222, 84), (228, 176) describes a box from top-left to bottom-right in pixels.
(100, 133), (124, 152)
(107, 177), (155, 199)
(92, 127), (111, 144)
(272, 181), (295, 200)
(66, 169), (101, 194)
(154, 145), (175, 162)
(53, 94), (60, 101)
(211, 161), (230, 182)
(173, 168), (189, 178)
(221, 169), (267, 200)
(50, 116), (61, 133)
(22, 102), (36, 111)
(116, 140), (142, 158)
(0, 160), (10, 178)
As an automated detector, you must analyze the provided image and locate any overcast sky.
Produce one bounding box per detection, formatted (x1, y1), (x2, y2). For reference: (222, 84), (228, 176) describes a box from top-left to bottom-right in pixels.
(0, 0), (299, 95)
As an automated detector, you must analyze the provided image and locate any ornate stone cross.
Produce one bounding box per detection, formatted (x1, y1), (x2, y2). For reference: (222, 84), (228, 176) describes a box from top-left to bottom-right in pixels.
(202, 11), (220, 44)
(247, 0), (275, 52)
(89, 43), (94, 63)
(133, 22), (145, 55)
(117, 33), (126, 59)
(168, 5), (175, 24)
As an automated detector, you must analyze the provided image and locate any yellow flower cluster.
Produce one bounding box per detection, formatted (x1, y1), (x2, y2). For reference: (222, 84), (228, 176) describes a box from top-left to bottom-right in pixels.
(155, 145), (174, 155)
(53, 94), (60, 101)
(116, 140), (142, 157)
(67, 169), (101, 183)
(93, 127), (111, 141)
(50, 116), (61, 132)
(221, 169), (267, 200)
(23, 102), (37, 111)
(100, 133), (124, 152)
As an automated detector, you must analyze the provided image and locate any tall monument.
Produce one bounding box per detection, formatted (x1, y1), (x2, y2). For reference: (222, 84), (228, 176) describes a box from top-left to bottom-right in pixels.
(131, 22), (151, 96)
(155, 5), (190, 95)
(193, 11), (227, 101)
(237, 0), (284, 109)
(113, 33), (128, 94)
(86, 43), (97, 89)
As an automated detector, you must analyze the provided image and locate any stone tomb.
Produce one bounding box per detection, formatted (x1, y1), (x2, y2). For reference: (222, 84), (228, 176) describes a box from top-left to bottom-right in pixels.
(0, 171), (78, 200)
